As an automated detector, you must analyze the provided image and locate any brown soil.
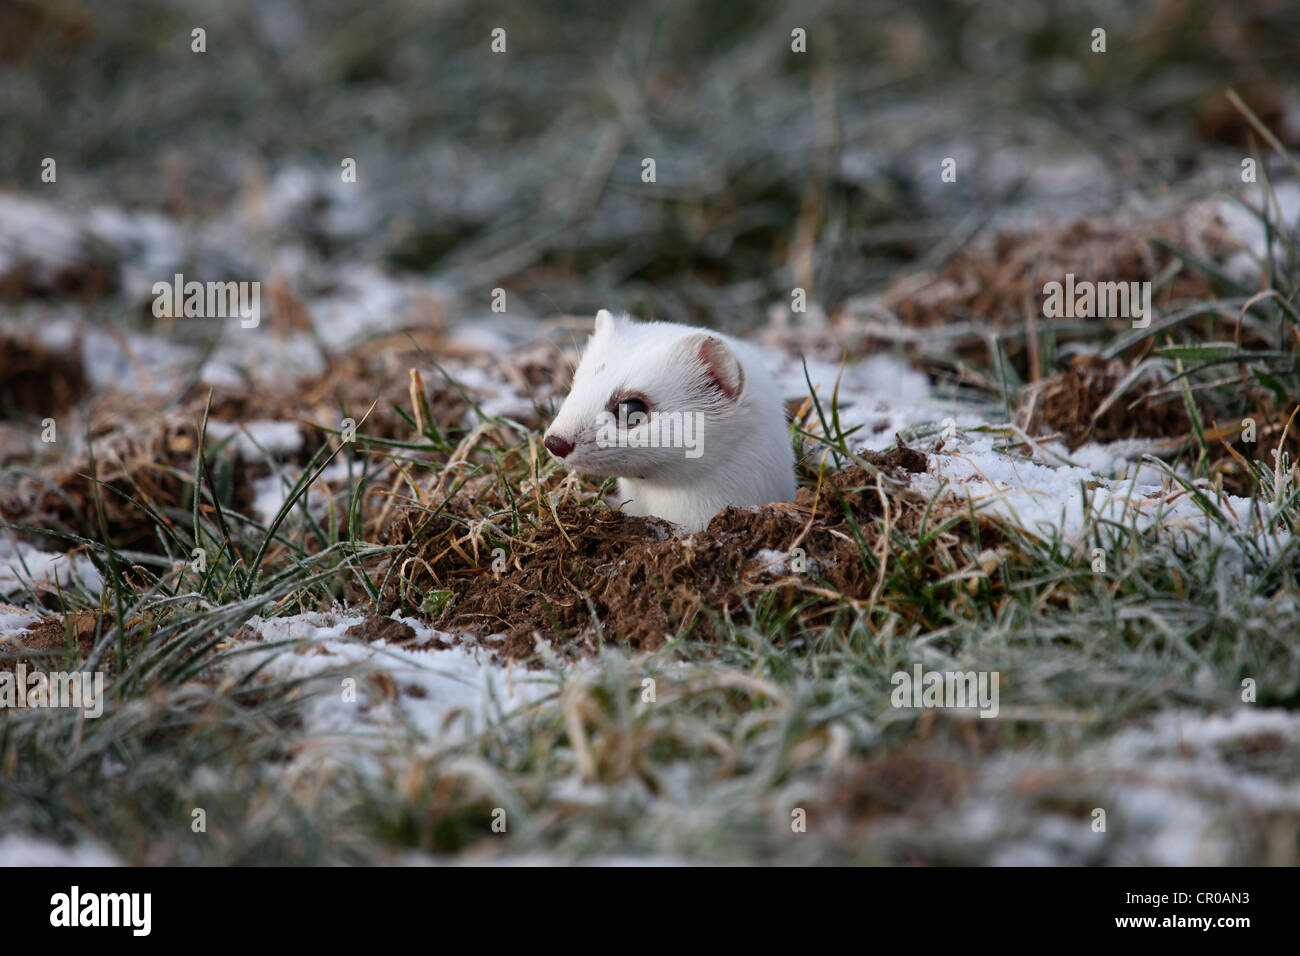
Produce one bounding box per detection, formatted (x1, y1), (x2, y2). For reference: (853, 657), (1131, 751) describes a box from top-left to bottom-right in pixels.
(345, 615), (418, 645)
(0, 247), (115, 303)
(0, 610), (102, 671)
(1014, 353), (1191, 448)
(0, 334), (89, 419)
(881, 217), (1225, 334)
(0, 324), (573, 574)
(765, 212), (1235, 376)
(865, 442), (929, 476)
(361, 446), (992, 661)
(1014, 353), (1296, 494)
(1196, 86), (1298, 148)
(197, 341), (470, 447)
(194, 332), (568, 444)
(0, 407), (251, 552)
(821, 748), (973, 819)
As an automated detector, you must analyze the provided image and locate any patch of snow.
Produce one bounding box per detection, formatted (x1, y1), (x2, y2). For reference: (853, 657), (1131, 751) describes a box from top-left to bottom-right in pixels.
(0, 604), (40, 637)
(766, 347), (983, 457)
(0, 194), (88, 288)
(37, 320), (196, 395)
(447, 363), (537, 423)
(916, 432), (1260, 552)
(931, 708), (1300, 866)
(749, 547), (818, 577)
(86, 205), (189, 303)
(224, 613), (558, 747)
(1215, 181), (1300, 285)
(0, 833), (122, 866)
(306, 264), (414, 350)
(1109, 708), (1300, 759)
(263, 165), (376, 244)
(245, 458), (352, 526)
(447, 315), (547, 353)
(204, 419), (304, 458)
(0, 538), (103, 598)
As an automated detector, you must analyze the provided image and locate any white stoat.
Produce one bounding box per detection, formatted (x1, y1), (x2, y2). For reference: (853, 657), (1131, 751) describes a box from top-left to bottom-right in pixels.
(543, 310), (796, 532)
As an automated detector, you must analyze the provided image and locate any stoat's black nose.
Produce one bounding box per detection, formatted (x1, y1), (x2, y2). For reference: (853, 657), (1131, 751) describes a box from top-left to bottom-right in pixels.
(544, 434), (574, 459)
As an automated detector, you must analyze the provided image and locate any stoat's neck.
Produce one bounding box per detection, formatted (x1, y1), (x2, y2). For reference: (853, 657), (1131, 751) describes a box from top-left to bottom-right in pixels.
(615, 477), (728, 533)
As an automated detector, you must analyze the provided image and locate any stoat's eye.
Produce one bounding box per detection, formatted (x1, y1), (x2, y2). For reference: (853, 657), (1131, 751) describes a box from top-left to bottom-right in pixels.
(618, 398), (649, 425)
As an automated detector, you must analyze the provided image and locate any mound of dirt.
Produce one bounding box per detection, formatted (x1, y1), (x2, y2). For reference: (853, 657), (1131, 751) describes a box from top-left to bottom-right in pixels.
(765, 211), (1235, 373)
(881, 217), (1225, 333)
(861, 443), (929, 477)
(1014, 353), (1191, 448)
(0, 610), (102, 672)
(1197, 86), (1299, 148)
(345, 615), (418, 645)
(0, 196), (117, 302)
(198, 344), (467, 447)
(363, 449), (988, 660)
(194, 333), (567, 447)
(0, 335), (89, 419)
(0, 407), (255, 552)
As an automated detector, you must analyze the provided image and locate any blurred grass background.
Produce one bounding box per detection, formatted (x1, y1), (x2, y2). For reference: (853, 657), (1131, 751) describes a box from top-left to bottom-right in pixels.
(1, 0), (1298, 328)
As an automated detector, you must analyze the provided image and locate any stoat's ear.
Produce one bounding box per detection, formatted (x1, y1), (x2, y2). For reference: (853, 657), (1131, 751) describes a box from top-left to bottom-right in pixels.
(594, 309), (615, 337)
(678, 332), (744, 400)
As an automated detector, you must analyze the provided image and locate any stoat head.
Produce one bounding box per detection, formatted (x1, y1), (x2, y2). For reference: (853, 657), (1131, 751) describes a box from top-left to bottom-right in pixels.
(543, 310), (747, 481)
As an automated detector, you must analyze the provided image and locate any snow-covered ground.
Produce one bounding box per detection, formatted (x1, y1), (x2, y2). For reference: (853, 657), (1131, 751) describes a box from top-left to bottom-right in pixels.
(941, 708), (1300, 866)
(223, 612), (557, 747)
(0, 538), (103, 597)
(0, 833), (122, 867)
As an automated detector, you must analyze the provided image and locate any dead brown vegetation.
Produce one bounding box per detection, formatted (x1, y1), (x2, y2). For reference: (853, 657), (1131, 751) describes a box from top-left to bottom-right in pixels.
(359, 445), (1000, 660)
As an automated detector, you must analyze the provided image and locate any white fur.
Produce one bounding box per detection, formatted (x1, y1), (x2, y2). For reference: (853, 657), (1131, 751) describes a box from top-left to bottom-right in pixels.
(544, 311), (797, 532)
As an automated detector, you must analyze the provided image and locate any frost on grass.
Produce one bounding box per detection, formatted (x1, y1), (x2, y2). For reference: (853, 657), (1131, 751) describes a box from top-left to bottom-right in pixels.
(0, 538), (103, 599)
(881, 708), (1300, 866)
(224, 612), (556, 746)
(2, 177), (1299, 863)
